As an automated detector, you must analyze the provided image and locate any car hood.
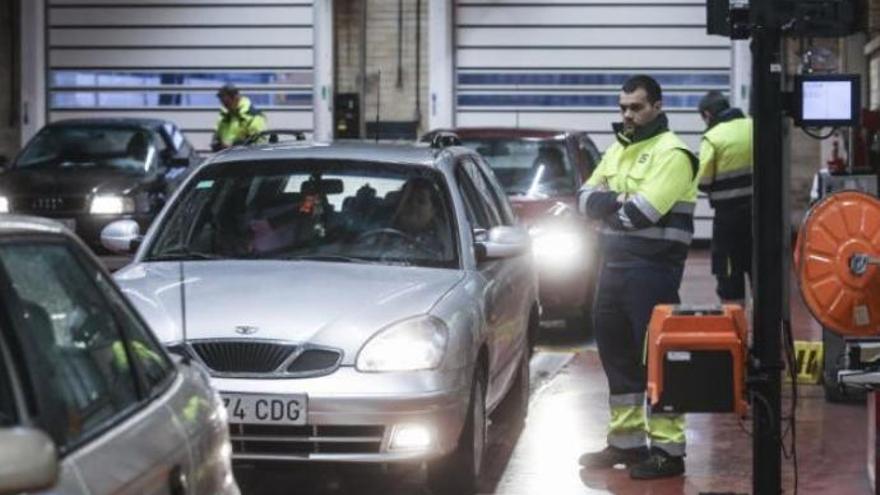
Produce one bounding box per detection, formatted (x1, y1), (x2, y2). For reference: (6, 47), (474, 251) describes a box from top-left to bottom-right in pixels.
(0, 167), (146, 196)
(115, 260), (464, 363)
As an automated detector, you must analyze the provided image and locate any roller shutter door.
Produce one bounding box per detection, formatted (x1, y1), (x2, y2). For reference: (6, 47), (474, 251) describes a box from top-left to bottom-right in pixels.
(454, 0), (728, 239)
(46, 0), (315, 152)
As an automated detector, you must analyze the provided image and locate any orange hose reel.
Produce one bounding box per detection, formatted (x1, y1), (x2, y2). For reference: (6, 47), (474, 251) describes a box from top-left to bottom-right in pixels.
(797, 191), (880, 337)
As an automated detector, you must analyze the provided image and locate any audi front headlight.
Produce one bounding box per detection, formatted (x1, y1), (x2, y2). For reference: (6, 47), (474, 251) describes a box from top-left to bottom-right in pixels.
(529, 225), (585, 271)
(356, 316), (448, 372)
(90, 195), (135, 215)
(0, 196), (9, 213)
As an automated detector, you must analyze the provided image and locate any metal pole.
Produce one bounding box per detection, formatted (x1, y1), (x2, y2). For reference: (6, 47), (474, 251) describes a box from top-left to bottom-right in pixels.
(750, 0), (784, 493)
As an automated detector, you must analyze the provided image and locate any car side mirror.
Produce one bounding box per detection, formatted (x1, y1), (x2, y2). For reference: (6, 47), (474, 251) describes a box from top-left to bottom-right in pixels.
(0, 427), (59, 495)
(475, 225), (530, 262)
(101, 219), (142, 254)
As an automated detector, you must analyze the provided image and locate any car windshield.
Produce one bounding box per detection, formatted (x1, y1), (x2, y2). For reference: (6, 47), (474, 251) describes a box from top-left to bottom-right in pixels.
(147, 160), (459, 268)
(460, 137), (576, 197)
(16, 126), (158, 173)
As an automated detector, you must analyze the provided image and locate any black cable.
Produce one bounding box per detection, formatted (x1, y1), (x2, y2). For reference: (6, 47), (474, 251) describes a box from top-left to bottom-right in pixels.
(781, 319), (799, 495)
(801, 127), (837, 140)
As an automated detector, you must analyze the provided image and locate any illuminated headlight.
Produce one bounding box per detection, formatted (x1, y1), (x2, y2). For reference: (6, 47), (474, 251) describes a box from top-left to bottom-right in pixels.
(90, 195), (134, 215)
(0, 196), (8, 213)
(530, 227), (584, 270)
(356, 316), (448, 372)
(389, 424), (433, 451)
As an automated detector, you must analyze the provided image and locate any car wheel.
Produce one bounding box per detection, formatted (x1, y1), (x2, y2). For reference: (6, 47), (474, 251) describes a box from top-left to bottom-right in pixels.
(527, 306), (540, 355)
(426, 370), (487, 495)
(494, 348), (530, 430)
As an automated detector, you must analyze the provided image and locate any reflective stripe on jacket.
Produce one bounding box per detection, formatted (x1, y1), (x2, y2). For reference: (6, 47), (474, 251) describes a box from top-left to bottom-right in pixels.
(578, 113), (698, 265)
(698, 110), (752, 209)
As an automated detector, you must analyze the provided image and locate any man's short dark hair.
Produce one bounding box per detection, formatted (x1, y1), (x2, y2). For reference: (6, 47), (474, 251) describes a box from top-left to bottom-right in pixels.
(622, 75), (662, 103)
(698, 90), (730, 116)
(217, 83), (239, 98)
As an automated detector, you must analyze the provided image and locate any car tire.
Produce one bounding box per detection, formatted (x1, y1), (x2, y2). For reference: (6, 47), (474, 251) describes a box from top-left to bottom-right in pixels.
(494, 348), (530, 430)
(426, 370), (487, 495)
(527, 306), (540, 355)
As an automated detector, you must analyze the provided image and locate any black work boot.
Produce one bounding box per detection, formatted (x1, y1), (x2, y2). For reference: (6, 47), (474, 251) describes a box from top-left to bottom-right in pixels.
(578, 446), (648, 469)
(628, 448), (685, 480)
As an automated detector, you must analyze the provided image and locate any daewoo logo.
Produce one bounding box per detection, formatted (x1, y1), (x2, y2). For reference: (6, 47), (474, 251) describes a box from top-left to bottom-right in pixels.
(234, 325), (259, 336)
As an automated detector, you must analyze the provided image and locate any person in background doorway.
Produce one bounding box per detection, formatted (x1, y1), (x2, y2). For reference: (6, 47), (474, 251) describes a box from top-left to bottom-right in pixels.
(697, 90), (753, 304)
(211, 83), (268, 152)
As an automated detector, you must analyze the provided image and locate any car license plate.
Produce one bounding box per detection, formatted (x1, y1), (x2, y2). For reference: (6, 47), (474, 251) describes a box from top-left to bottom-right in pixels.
(58, 218), (76, 231)
(221, 393), (307, 425)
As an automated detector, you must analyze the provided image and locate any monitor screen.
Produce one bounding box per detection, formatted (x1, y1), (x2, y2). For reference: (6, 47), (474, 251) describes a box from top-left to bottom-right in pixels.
(795, 74), (860, 127)
(802, 80), (853, 121)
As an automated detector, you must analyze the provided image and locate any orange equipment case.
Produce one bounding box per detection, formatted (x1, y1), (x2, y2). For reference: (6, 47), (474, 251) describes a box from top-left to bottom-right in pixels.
(646, 304), (749, 417)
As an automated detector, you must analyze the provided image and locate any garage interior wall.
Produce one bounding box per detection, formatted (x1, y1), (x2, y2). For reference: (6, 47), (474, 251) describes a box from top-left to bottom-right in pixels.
(0, 0), (20, 160)
(45, 0), (316, 152)
(453, 0), (732, 152)
(334, 0), (429, 138)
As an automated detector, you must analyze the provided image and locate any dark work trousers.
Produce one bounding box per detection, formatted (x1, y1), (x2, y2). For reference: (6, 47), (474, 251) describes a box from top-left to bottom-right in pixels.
(593, 260), (684, 399)
(711, 203), (752, 301)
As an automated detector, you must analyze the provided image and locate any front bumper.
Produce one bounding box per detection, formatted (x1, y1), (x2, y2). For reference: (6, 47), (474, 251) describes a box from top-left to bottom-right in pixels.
(212, 366), (471, 463)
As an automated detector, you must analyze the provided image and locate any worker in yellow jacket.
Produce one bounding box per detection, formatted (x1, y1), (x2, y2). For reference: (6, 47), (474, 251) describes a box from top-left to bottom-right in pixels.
(697, 91), (753, 304)
(577, 75), (698, 480)
(211, 83), (268, 152)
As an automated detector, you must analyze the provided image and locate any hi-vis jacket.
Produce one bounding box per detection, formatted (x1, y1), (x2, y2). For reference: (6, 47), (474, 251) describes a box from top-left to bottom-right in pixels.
(213, 96), (268, 150)
(578, 114), (699, 264)
(698, 108), (752, 210)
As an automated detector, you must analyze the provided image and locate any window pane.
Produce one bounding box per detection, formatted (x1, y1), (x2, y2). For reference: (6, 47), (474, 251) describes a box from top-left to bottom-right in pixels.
(0, 243), (139, 449)
(93, 272), (173, 392)
(0, 341), (16, 426)
(460, 137), (577, 197)
(147, 161), (459, 269)
(16, 126), (159, 173)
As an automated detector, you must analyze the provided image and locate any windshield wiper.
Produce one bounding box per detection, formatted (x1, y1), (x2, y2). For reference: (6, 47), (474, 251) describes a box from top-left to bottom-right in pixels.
(283, 254), (366, 263)
(146, 250), (220, 261)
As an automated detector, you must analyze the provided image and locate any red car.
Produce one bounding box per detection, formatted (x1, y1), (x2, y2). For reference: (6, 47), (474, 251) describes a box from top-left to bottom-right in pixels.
(424, 128), (601, 332)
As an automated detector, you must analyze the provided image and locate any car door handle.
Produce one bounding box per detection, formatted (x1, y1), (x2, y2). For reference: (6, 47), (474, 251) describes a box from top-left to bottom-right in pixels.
(169, 465), (188, 495)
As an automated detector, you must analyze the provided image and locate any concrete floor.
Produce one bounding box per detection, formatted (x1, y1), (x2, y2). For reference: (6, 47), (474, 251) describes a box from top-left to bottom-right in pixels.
(106, 250), (872, 494)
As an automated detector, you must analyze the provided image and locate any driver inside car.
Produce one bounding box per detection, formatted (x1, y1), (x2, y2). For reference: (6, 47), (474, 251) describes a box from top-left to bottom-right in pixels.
(387, 177), (445, 255)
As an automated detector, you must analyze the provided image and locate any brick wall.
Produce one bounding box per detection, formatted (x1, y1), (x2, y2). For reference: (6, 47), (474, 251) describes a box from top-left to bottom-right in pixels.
(0, 0), (20, 160)
(335, 0), (429, 136)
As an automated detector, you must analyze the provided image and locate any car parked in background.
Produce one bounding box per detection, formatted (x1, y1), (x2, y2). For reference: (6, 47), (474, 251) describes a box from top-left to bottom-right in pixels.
(105, 139), (537, 495)
(0, 118), (200, 250)
(0, 215), (237, 495)
(423, 128), (601, 332)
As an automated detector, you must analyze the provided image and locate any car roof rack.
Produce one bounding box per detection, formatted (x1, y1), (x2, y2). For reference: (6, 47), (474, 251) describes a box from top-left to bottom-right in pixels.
(245, 130), (307, 145)
(426, 131), (462, 149)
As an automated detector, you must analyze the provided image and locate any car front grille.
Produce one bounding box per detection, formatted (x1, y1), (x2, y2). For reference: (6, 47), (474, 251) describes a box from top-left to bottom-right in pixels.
(12, 196), (87, 214)
(192, 341), (295, 373)
(228, 424), (385, 457)
(189, 341), (342, 376)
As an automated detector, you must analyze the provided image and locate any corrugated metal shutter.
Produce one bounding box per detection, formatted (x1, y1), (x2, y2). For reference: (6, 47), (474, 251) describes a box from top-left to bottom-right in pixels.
(454, 0), (727, 239)
(46, 0), (315, 152)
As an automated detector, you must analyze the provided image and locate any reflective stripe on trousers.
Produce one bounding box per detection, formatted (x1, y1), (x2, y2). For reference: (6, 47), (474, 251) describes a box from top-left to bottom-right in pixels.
(607, 394), (685, 455)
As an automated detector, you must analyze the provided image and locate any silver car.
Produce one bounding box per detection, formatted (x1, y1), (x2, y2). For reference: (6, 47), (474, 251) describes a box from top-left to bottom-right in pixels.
(0, 216), (238, 495)
(106, 141), (538, 494)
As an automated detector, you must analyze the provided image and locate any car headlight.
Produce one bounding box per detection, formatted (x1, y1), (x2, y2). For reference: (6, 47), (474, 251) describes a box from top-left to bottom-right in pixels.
(356, 316), (448, 372)
(0, 196), (8, 213)
(529, 226), (585, 270)
(90, 195), (135, 215)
